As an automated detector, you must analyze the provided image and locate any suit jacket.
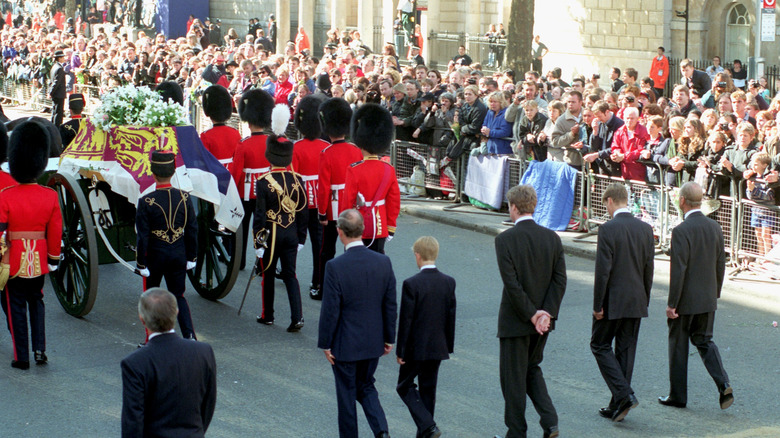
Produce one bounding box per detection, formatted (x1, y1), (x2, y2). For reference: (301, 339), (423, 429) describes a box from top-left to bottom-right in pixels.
(396, 268), (456, 361)
(318, 245), (398, 362)
(668, 211), (725, 315)
(49, 62), (66, 99)
(593, 212), (654, 319)
(121, 333), (217, 438)
(686, 69), (712, 98)
(495, 219), (567, 338)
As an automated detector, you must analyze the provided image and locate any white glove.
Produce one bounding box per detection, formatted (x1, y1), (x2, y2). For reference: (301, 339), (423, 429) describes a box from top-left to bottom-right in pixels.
(186, 261), (197, 271)
(297, 243), (304, 252)
(48, 264), (58, 272)
(255, 248), (265, 258)
(138, 268), (150, 278)
(386, 235), (394, 243)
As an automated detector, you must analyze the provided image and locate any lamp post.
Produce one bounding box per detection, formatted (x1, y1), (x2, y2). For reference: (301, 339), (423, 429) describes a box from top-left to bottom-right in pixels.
(676, 0), (689, 58)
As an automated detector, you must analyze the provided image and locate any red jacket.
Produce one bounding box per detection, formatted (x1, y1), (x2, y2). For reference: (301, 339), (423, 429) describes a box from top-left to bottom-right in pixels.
(274, 80), (293, 106)
(650, 55), (669, 88)
(0, 184), (62, 277)
(292, 138), (329, 209)
(317, 140), (363, 221)
(612, 124), (650, 181)
(341, 158), (400, 239)
(231, 132), (271, 201)
(201, 124), (241, 171)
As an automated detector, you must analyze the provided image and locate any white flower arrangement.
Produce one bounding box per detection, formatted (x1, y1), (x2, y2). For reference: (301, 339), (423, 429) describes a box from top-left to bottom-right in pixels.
(91, 84), (189, 131)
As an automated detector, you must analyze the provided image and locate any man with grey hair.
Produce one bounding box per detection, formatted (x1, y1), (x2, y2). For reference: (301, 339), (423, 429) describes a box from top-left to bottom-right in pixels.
(494, 185), (566, 438)
(121, 288), (217, 437)
(318, 209), (398, 438)
(659, 182), (733, 411)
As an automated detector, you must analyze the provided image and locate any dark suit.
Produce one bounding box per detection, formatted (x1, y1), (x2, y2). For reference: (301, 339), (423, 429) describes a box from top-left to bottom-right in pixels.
(591, 211), (654, 408)
(685, 69), (713, 98)
(667, 210), (728, 403)
(318, 243), (397, 438)
(49, 61), (66, 126)
(121, 333), (217, 438)
(396, 267), (456, 435)
(495, 218), (566, 437)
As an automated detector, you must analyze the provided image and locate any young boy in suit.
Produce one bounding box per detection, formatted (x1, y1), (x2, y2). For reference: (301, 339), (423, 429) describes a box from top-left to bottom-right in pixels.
(396, 236), (456, 438)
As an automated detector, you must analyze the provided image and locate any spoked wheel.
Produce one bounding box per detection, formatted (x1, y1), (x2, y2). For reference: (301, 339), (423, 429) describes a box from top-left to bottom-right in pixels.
(188, 199), (243, 300)
(47, 172), (99, 317)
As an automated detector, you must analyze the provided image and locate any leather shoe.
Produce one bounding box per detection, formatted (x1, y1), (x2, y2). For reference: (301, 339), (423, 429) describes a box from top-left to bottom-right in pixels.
(375, 432), (390, 438)
(543, 425), (559, 438)
(612, 394), (638, 422)
(256, 317), (274, 325)
(11, 360), (30, 370)
(34, 351), (48, 365)
(287, 320), (304, 332)
(658, 395), (686, 408)
(719, 383), (734, 410)
(309, 288), (322, 300)
(421, 425), (441, 438)
(598, 407), (615, 419)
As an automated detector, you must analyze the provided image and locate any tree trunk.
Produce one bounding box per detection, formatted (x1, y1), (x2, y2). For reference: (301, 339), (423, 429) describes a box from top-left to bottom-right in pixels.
(504, 0), (534, 76)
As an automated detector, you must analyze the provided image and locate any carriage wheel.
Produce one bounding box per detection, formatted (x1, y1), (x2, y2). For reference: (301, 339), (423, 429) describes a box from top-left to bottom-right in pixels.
(47, 172), (99, 317)
(188, 199), (243, 300)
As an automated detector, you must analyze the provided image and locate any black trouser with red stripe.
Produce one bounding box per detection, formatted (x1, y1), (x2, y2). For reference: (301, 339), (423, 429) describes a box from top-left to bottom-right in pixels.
(2, 276), (46, 363)
(305, 208), (322, 289)
(260, 226), (302, 324)
(240, 199), (257, 270)
(145, 254), (195, 339)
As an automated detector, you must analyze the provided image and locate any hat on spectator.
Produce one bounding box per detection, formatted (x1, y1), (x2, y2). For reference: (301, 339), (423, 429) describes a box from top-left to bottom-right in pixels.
(150, 151), (176, 179)
(8, 121), (50, 183)
(411, 46), (420, 51)
(419, 92), (435, 102)
(53, 50), (65, 59)
(325, 43), (337, 50)
(392, 83), (407, 96)
(315, 73), (331, 92)
(155, 81), (184, 105)
(294, 96), (322, 140)
(112, 25), (121, 33)
(319, 98), (352, 139)
(202, 85), (233, 123)
(226, 60), (239, 68)
(216, 18), (221, 23)
(239, 89), (274, 128)
(68, 93), (85, 113)
(351, 103), (393, 155)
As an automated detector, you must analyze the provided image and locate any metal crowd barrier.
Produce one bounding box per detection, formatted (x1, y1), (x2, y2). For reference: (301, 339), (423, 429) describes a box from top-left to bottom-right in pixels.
(391, 140), (461, 200)
(0, 79), (52, 110)
(730, 179), (780, 283)
(72, 83), (102, 115)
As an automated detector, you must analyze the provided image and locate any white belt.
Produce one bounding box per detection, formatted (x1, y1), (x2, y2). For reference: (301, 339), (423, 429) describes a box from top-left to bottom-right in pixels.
(245, 167), (270, 174)
(243, 167), (270, 201)
(302, 175), (318, 182)
(219, 158), (233, 164)
(331, 184), (345, 190)
(364, 199), (386, 207)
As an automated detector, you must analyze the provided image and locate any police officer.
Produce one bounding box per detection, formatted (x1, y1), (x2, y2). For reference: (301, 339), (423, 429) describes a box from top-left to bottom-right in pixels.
(136, 151), (198, 339)
(200, 85), (240, 169)
(254, 112), (308, 332)
(49, 50), (67, 126)
(59, 93), (85, 148)
(341, 103), (400, 254)
(0, 121), (62, 369)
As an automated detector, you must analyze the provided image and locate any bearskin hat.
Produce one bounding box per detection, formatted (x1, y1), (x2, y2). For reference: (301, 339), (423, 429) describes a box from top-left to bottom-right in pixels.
(150, 151), (176, 178)
(294, 96), (322, 140)
(8, 120), (50, 183)
(350, 103), (394, 155)
(155, 81), (184, 105)
(202, 85), (233, 123)
(265, 134), (294, 167)
(0, 122), (8, 163)
(238, 89), (274, 128)
(68, 93), (85, 113)
(319, 98), (352, 139)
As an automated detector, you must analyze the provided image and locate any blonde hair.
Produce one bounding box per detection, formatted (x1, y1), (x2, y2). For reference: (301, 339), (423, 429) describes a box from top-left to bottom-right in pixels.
(488, 91), (509, 109)
(412, 236), (439, 262)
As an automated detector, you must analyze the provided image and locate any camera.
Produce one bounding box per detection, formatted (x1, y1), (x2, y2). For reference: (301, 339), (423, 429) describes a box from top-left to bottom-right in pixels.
(467, 78), (476, 85)
(717, 81), (727, 88)
(592, 73), (600, 80)
(625, 95), (635, 103)
(719, 123), (729, 131)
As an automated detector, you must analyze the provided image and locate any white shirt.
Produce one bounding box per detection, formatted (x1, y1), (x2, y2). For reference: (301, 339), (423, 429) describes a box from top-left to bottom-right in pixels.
(345, 240), (364, 250)
(612, 207), (631, 217)
(420, 264), (436, 271)
(514, 215), (534, 225)
(684, 208), (701, 219)
(147, 329), (176, 341)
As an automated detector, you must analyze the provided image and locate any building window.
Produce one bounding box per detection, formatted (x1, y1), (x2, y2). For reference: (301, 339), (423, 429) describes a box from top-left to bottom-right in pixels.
(728, 4), (749, 25)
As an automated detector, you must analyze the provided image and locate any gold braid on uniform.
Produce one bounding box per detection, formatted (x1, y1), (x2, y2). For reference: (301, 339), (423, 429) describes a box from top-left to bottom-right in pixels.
(145, 190), (188, 243)
(265, 172), (305, 225)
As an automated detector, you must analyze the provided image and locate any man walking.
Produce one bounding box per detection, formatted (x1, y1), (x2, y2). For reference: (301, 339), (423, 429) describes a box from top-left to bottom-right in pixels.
(591, 184), (654, 422)
(659, 182), (733, 410)
(396, 236), (456, 438)
(49, 50), (67, 126)
(318, 209), (397, 438)
(121, 288), (217, 437)
(494, 185), (566, 438)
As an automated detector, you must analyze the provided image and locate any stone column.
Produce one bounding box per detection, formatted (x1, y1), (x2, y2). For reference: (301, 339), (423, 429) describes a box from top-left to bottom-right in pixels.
(465, 0), (481, 36)
(357, 0), (375, 50)
(276, 0), (291, 53)
(330, 0), (347, 32)
(298, 0), (315, 39)
(422, 0), (440, 65)
(383, 0), (396, 52)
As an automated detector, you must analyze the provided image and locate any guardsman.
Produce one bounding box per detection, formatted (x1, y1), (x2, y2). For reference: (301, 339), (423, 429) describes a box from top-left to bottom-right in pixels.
(313, 98), (362, 300)
(0, 123), (16, 189)
(200, 85), (240, 170)
(342, 103), (400, 254)
(254, 105), (308, 331)
(136, 151), (198, 340)
(59, 93), (85, 148)
(232, 89), (275, 270)
(291, 96), (329, 299)
(0, 121), (62, 369)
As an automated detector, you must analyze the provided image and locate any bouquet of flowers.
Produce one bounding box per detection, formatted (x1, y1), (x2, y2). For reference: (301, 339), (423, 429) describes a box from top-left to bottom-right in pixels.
(91, 84), (188, 131)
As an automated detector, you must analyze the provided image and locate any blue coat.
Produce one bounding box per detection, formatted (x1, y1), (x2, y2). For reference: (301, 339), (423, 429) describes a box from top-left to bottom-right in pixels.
(483, 107), (514, 154)
(318, 245), (398, 362)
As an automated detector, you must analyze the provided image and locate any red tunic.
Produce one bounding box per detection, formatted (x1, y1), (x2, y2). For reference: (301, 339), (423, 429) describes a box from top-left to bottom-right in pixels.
(341, 158), (400, 239)
(231, 132), (271, 201)
(0, 171), (16, 190)
(292, 138), (329, 209)
(0, 184), (62, 277)
(201, 124), (241, 171)
(317, 140), (363, 221)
